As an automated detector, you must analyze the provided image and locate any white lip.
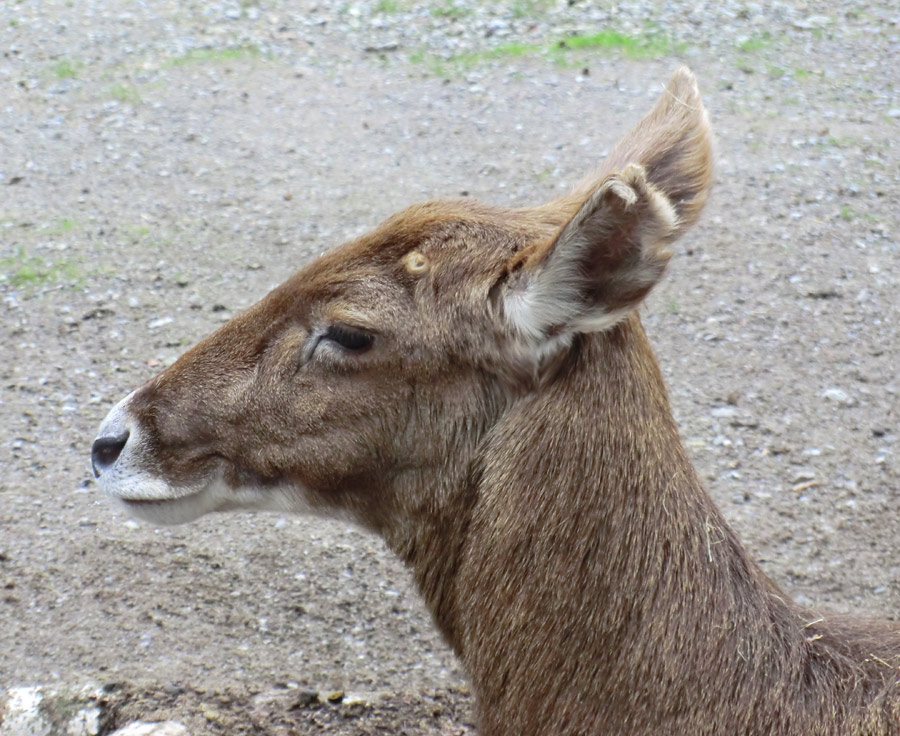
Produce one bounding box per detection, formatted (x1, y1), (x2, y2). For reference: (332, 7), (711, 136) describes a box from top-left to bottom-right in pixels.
(114, 486), (220, 525)
(112, 477), (322, 525)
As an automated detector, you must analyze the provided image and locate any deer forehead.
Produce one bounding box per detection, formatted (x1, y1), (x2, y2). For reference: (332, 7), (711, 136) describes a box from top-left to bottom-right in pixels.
(284, 205), (550, 319)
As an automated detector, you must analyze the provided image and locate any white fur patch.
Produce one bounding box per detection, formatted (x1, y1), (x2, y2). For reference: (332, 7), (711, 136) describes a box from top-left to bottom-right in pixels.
(112, 473), (318, 526)
(503, 164), (675, 356)
(571, 306), (633, 333)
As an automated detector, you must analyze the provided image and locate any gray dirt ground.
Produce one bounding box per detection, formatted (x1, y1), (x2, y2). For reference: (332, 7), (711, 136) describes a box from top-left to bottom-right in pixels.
(1, 0), (899, 733)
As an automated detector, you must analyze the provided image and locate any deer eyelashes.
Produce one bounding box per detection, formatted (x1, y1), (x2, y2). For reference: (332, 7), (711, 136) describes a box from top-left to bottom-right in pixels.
(322, 323), (375, 353)
(299, 323), (376, 368)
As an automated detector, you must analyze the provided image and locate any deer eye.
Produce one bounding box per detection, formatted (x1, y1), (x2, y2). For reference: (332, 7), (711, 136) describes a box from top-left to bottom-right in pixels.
(321, 324), (375, 353)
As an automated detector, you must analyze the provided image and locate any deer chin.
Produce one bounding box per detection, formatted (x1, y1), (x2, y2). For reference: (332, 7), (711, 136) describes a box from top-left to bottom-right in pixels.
(106, 470), (320, 525)
(96, 451), (229, 524)
(112, 479), (225, 525)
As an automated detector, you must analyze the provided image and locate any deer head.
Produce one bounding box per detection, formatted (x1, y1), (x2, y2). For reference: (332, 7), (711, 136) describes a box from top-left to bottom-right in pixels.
(92, 69), (900, 736)
(92, 64), (711, 554)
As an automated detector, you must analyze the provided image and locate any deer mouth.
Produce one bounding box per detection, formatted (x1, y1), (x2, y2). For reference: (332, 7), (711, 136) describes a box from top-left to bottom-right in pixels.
(93, 398), (311, 524)
(100, 457), (231, 525)
(93, 393), (232, 524)
(114, 484), (221, 525)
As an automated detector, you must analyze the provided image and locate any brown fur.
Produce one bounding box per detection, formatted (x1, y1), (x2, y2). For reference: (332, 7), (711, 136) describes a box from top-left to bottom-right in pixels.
(96, 68), (900, 734)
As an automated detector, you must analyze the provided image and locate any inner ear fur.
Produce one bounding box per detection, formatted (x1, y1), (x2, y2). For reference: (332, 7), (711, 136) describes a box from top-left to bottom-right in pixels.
(564, 164), (676, 320)
(507, 165), (676, 338)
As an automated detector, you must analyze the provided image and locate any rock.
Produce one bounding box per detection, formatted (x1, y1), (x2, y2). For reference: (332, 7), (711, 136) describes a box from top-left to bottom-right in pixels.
(342, 691), (375, 706)
(0, 685), (102, 736)
(65, 705), (101, 736)
(821, 387), (855, 405)
(0, 687), (49, 736)
(108, 723), (188, 736)
(200, 706), (221, 722)
(794, 15), (832, 29)
(293, 689), (320, 708)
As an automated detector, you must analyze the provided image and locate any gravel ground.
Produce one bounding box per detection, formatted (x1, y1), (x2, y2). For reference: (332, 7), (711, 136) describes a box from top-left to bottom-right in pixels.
(1, 0), (899, 732)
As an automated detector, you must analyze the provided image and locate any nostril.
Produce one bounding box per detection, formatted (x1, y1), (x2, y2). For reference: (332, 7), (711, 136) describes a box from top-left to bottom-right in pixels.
(91, 431), (130, 477)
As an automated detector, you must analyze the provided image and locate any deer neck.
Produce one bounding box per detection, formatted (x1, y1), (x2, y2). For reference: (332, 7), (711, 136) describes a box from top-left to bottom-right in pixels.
(392, 313), (790, 673)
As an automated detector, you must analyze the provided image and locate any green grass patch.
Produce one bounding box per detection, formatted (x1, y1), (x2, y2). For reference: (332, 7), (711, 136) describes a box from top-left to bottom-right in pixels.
(825, 135), (860, 149)
(839, 204), (856, 221)
(476, 41), (538, 60)
(120, 223), (152, 241)
(411, 42), (538, 75)
(53, 59), (78, 79)
(408, 49), (445, 76)
(410, 28), (681, 76)
(374, 0), (403, 12)
(555, 30), (679, 59)
(736, 32), (771, 51)
(510, 0), (555, 19)
(0, 248), (82, 289)
(166, 45), (264, 67)
(430, 2), (470, 18)
(41, 218), (78, 236)
(108, 82), (141, 104)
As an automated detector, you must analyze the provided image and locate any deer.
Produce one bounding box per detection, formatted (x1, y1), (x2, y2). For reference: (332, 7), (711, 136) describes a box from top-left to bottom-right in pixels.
(91, 67), (900, 734)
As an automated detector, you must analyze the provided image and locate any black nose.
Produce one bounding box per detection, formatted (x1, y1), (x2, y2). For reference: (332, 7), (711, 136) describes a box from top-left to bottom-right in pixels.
(91, 431), (130, 477)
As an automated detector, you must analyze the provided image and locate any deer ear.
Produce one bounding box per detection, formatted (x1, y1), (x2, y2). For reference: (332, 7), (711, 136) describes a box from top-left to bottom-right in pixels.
(504, 164), (676, 339)
(504, 66), (712, 341)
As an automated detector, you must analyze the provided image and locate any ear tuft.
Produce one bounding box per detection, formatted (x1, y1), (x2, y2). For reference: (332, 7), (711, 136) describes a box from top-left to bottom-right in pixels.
(569, 66), (713, 238)
(598, 163), (678, 250)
